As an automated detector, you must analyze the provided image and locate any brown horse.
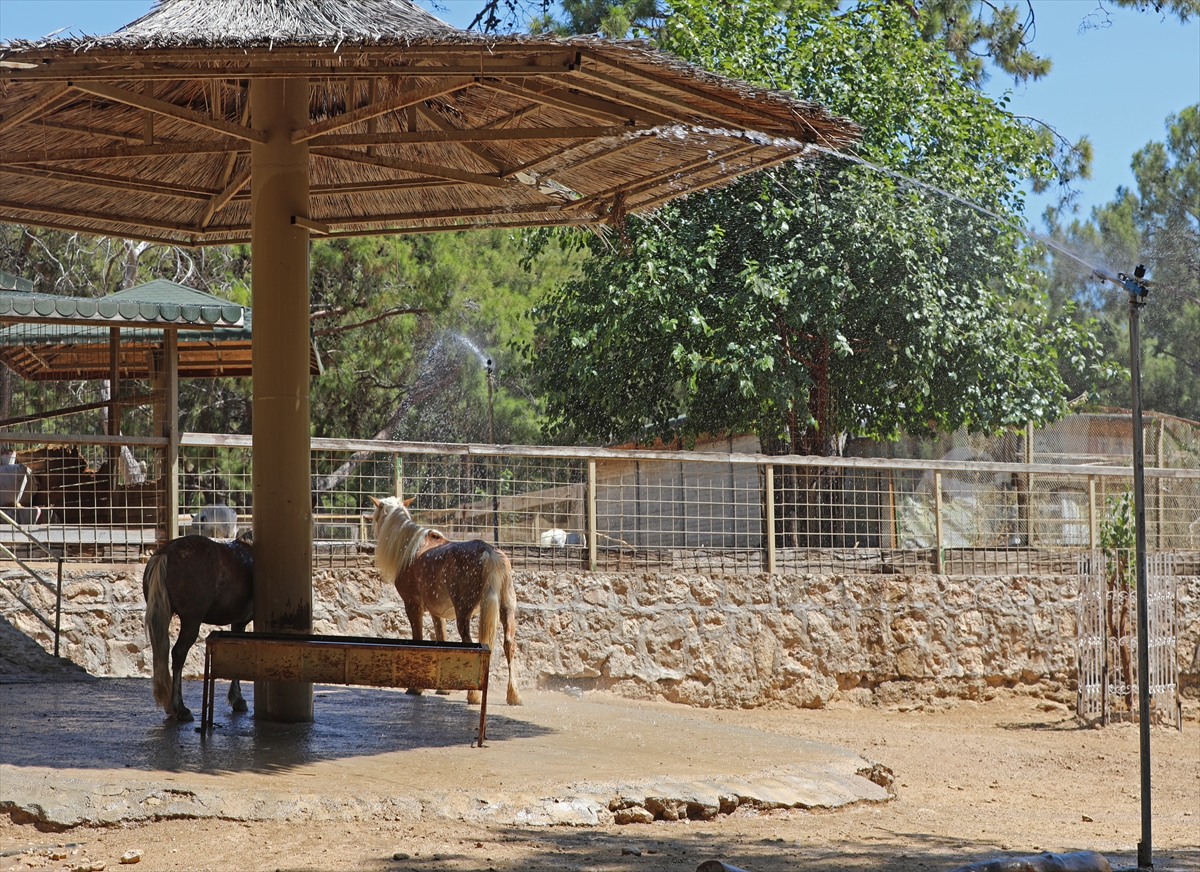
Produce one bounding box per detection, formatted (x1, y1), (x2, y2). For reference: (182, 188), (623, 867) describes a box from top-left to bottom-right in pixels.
(371, 496), (521, 706)
(143, 531), (253, 722)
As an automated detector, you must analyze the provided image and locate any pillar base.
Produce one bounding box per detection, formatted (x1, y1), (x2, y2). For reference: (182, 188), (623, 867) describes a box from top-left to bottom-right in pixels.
(254, 680), (314, 723)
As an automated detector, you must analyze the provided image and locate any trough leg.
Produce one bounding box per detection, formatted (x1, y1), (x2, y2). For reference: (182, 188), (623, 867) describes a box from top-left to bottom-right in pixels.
(201, 643), (212, 737)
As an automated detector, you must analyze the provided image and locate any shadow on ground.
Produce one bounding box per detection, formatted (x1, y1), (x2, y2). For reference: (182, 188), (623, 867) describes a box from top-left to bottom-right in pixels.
(293, 828), (1200, 872)
(0, 678), (549, 775)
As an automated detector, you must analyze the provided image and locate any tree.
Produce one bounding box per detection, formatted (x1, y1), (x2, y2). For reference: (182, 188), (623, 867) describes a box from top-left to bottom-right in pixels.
(527, 0), (1110, 456)
(1044, 105), (1200, 420)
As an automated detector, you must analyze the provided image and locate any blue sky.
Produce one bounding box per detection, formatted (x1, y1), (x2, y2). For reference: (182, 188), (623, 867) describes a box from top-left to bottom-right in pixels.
(1, 0), (1196, 223)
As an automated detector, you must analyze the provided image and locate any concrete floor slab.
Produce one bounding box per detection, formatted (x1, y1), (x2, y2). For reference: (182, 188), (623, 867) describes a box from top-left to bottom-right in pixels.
(1, 678), (888, 829)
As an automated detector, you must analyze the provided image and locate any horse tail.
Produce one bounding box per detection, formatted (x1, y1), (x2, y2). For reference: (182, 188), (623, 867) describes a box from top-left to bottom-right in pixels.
(477, 546), (506, 652)
(144, 551), (173, 713)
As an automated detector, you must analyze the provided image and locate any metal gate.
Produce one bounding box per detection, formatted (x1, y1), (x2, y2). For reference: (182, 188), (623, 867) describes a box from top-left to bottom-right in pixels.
(1077, 551), (1181, 728)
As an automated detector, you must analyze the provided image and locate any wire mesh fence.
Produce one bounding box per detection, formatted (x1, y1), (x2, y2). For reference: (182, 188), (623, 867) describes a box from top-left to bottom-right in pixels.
(0, 430), (1197, 573)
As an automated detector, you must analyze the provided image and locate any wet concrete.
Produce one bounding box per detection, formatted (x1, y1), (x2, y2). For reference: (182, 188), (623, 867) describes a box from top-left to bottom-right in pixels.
(0, 676), (889, 830)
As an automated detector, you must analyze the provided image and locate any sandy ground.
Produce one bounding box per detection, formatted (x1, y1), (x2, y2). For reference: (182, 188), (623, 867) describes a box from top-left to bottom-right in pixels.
(2, 692), (1197, 872)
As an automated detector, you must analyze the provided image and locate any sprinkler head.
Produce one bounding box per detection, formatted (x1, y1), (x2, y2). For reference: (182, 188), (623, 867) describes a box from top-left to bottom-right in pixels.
(485, 358), (494, 376)
(1134, 264), (1146, 280)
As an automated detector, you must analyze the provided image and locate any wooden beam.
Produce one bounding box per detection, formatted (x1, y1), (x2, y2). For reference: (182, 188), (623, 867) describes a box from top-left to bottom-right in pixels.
(577, 50), (811, 139)
(0, 83), (73, 134)
(70, 80), (267, 143)
(313, 146), (513, 189)
(316, 214), (594, 239)
(291, 215), (330, 235)
(2, 61), (575, 82)
(0, 214), (199, 247)
(309, 124), (631, 147)
(536, 135), (645, 178)
(309, 179), (460, 196)
(414, 104), (506, 173)
(291, 77), (471, 143)
(627, 147), (806, 213)
(197, 162), (251, 229)
(0, 140), (244, 164)
(312, 203), (577, 227)
(477, 78), (641, 126)
(0, 164), (216, 201)
(570, 66), (747, 129)
(33, 118), (142, 143)
(562, 144), (758, 211)
(0, 197), (215, 235)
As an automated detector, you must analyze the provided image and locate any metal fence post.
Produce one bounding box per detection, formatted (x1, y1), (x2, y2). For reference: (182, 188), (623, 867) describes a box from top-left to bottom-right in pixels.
(587, 459), (597, 572)
(933, 470), (944, 574)
(394, 453), (403, 500)
(1088, 475), (1098, 550)
(764, 463), (776, 575)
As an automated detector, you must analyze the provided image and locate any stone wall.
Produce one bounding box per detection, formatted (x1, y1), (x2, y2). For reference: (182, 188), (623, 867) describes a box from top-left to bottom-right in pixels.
(3, 563), (1197, 707)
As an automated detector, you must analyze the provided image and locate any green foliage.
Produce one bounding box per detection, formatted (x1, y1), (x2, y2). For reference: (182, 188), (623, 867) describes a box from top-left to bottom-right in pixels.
(1100, 492), (1136, 590)
(527, 0), (1110, 451)
(1043, 105), (1200, 420)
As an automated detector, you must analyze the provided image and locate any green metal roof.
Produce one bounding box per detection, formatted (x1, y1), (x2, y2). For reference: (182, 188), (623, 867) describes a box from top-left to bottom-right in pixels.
(0, 278), (244, 329)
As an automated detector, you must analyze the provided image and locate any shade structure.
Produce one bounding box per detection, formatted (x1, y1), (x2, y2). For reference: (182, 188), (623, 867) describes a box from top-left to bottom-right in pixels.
(0, 0), (857, 243)
(0, 0), (858, 722)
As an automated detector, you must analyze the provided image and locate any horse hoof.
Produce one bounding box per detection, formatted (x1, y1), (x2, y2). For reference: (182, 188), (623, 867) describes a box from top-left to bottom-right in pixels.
(175, 708), (194, 723)
(231, 699), (248, 713)
(435, 689), (450, 696)
(466, 690), (482, 705)
(507, 689), (524, 706)
(405, 687), (423, 696)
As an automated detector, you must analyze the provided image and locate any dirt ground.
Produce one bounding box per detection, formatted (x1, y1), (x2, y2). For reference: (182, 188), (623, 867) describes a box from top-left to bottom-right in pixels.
(2, 692), (1197, 872)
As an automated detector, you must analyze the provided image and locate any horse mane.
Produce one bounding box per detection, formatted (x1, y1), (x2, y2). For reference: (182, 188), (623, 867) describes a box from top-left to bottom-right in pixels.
(375, 498), (446, 583)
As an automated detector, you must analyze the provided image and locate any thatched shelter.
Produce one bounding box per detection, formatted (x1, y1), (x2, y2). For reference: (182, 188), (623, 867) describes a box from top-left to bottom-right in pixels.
(0, 0), (858, 722)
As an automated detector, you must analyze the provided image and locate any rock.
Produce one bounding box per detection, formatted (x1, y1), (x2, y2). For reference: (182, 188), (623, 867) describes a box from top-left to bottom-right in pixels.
(119, 851), (142, 864)
(620, 846), (642, 856)
(614, 806), (654, 825)
(392, 853), (410, 861)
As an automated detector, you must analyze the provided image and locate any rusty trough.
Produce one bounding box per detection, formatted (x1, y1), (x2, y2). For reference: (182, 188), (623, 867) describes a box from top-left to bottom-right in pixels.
(201, 631), (491, 745)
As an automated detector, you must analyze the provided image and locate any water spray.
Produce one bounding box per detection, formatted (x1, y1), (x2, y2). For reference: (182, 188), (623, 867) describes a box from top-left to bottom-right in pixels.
(1095, 264), (1154, 871)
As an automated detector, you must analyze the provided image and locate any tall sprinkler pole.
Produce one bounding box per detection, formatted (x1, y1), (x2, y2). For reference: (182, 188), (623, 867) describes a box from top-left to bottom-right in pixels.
(486, 358), (499, 545)
(1112, 265), (1153, 869)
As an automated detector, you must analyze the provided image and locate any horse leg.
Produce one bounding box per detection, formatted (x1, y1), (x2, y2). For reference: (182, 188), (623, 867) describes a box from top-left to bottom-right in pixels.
(501, 600), (522, 706)
(227, 621), (248, 712)
(432, 616), (450, 695)
(170, 619), (201, 722)
(404, 598), (425, 696)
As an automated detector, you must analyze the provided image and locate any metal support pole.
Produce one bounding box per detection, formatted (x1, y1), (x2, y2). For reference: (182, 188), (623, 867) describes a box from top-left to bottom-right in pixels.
(1128, 287), (1153, 870)
(764, 464), (776, 575)
(163, 329), (179, 542)
(487, 360), (498, 545)
(251, 74), (313, 723)
(394, 454), (403, 500)
(587, 459), (597, 572)
(1088, 476), (1097, 551)
(933, 470), (944, 574)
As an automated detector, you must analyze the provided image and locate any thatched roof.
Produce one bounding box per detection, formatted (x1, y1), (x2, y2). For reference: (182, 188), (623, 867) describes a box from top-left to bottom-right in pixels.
(0, 0), (859, 246)
(0, 279), (314, 379)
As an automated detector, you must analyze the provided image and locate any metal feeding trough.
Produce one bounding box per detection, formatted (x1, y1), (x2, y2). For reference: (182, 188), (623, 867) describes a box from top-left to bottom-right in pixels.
(202, 631), (492, 744)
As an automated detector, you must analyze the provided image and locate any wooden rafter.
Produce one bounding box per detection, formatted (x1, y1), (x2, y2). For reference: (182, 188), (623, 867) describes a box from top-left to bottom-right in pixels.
(308, 179), (460, 196)
(570, 66), (747, 130)
(562, 144), (759, 211)
(0, 213), (200, 247)
(1, 60), (577, 83)
(70, 80), (267, 143)
(313, 146), (513, 189)
(477, 79), (648, 126)
(197, 162), (251, 229)
(34, 118), (143, 143)
(414, 104), (506, 173)
(307, 124), (629, 147)
(0, 164), (215, 201)
(0, 83), (73, 134)
(291, 77), (471, 143)
(0, 198), (213, 235)
(628, 147), (806, 213)
(0, 140), (243, 165)
(310, 203), (580, 227)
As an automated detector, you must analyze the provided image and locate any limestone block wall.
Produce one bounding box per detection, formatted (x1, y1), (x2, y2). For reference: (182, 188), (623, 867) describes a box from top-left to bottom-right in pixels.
(3, 564), (1197, 707)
